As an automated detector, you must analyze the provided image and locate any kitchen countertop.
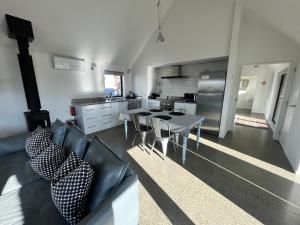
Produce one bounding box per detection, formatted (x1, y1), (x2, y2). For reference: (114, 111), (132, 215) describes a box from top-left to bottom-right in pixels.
(72, 96), (142, 106)
(174, 100), (197, 104)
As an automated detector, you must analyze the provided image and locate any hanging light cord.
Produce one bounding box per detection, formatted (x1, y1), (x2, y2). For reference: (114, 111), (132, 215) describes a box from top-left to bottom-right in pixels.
(157, 0), (161, 31)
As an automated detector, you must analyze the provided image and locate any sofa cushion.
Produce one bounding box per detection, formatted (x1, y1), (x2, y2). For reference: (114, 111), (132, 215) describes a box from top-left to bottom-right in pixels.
(52, 152), (82, 183)
(63, 126), (88, 158)
(50, 119), (69, 146)
(0, 132), (27, 157)
(83, 137), (129, 213)
(50, 119), (65, 133)
(30, 142), (66, 181)
(51, 160), (94, 224)
(25, 127), (51, 158)
(0, 180), (69, 225)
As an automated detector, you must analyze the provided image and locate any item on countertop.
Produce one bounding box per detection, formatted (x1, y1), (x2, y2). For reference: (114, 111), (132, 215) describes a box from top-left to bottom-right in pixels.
(150, 93), (160, 99)
(126, 91), (137, 99)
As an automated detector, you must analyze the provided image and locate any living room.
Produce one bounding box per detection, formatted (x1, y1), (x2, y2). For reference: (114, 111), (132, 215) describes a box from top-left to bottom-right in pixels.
(1, 0), (300, 225)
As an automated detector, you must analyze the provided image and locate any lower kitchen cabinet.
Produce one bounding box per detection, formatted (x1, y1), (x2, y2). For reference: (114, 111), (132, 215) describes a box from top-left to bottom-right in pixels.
(174, 102), (196, 115)
(74, 101), (128, 134)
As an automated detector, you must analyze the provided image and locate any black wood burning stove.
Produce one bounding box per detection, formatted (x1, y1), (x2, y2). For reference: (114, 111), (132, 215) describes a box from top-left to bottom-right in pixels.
(5, 15), (51, 131)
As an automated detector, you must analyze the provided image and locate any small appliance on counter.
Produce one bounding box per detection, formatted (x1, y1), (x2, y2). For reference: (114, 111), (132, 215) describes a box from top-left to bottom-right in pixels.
(184, 93), (197, 102)
(149, 93), (160, 99)
(126, 91), (137, 99)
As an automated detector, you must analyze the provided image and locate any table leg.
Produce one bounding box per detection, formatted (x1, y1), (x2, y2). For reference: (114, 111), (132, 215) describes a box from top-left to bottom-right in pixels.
(182, 136), (188, 165)
(196, 123), (201, 149)
(124, 120), (128, 140)
(175, 133), (179, 146)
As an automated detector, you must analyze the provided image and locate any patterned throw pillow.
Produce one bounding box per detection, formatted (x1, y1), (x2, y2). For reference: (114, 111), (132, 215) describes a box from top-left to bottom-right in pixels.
(25, 126), (51, 158)
(52, 152), (82, 183)
(30, 142), (66, 181)
(51, 158), (94, 225)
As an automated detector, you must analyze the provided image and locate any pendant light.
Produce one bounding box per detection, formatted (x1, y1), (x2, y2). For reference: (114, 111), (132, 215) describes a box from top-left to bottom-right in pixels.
(156, 0), (165, 42)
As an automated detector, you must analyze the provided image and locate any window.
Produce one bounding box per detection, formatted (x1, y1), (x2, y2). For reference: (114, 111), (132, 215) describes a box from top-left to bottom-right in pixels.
(104, 71), (123, 97)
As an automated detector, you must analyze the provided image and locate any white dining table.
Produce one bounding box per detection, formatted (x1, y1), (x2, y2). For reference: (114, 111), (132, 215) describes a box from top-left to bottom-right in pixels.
(119, 108), (205, 164)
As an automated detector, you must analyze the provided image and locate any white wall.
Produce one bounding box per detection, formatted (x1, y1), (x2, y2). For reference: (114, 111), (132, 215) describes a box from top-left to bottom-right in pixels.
(0, 45), (28, 137)
(33, 52), (106, 122)
(131, 0), (235, 99)
(0, 46), (130, 137)
(236, 75), (257, 110)
(251, 67), (274, 114)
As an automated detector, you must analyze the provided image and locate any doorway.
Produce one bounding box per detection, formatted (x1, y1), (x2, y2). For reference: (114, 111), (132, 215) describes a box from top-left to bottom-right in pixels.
(227, 63), (293, 171)
(234, 64), (274, 129)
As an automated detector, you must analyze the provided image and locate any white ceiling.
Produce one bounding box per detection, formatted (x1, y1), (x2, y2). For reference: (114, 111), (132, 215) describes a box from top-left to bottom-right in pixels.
(0, 0), (174, 67)
(241, 0), (300, 47)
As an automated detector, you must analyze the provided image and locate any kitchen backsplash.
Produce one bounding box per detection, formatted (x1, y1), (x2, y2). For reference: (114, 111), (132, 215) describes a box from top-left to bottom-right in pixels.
(154, 59), (228, 97)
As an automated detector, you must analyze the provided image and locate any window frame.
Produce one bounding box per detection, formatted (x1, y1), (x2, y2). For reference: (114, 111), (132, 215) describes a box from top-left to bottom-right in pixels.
(103, 71), (124, 97)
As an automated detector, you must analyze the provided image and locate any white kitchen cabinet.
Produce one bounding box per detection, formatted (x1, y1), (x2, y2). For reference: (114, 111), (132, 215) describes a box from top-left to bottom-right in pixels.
(174, 102), (196, 115)
(74, 101), (128, 134)
(148, 99), (160, 108)
(112, 101), (128, 125)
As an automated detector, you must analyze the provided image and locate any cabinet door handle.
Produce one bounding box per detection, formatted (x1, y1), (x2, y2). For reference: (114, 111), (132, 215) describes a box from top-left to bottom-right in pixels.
(103, 114), (113, 117)
(289, 104), (296, 108)
(103, 121), (113, 124)
(87, 117), (95, 120)
(88, 125), (97, 128)
(86, 109), (95, 111)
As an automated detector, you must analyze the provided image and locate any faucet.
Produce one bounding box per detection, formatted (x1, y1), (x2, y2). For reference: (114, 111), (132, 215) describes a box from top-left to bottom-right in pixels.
(108, 89), (117, 100)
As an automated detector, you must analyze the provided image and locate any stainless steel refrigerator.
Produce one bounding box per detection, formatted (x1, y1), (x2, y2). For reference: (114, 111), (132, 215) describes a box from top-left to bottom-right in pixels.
(196, 71), (227, 136)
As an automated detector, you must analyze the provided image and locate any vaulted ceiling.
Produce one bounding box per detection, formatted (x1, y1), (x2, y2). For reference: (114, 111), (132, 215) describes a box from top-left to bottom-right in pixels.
(241, 0), (300, 47)
(0, 0), (174, 67)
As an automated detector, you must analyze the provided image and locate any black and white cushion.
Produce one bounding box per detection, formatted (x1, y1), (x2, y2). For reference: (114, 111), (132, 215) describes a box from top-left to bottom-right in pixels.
(51, 161), (94, 224)
(52, 152), (82, 183)
(25, 126), (51, 158)
(30, 142), (66, 181)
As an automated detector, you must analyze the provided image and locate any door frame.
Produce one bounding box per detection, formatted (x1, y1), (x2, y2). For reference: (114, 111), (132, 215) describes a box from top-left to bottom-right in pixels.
(272, 73), (287, 124)
(228, 62), (295, 140)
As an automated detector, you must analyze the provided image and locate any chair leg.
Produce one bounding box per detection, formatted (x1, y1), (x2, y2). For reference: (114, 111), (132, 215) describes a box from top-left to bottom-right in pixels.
(161, 139), (169, 160)
(141, 132), (147, 150)
(150, 140), (156, 155)
(132, 133), (137, 146)
(172, 137), (176, 151)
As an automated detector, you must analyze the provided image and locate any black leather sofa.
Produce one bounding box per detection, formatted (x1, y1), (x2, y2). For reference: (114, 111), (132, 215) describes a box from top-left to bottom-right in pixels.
(0, 120), (139, 225)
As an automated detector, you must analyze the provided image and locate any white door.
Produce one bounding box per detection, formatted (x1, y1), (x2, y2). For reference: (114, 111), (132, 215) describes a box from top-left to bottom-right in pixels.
(279, 70), (300, 174)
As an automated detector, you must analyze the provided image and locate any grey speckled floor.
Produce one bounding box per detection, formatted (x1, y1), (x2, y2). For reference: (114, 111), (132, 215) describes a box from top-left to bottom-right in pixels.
(91, 124), (300, 225)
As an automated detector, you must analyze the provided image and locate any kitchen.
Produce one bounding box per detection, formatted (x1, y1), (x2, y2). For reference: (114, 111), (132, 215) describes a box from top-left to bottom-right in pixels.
(148, 57), (228, 136)
(71, 57), (228, 137)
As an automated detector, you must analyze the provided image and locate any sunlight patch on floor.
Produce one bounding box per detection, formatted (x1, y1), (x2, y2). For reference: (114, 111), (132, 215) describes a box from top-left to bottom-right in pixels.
(189, 133), (300, 185)
(128, 146), (262, 225)
(235, 115), (268, 129)
(138, 182), (173, 225)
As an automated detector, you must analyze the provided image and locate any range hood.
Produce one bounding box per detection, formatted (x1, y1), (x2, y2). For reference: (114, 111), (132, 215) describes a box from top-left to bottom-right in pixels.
(161, 65), (188, 79)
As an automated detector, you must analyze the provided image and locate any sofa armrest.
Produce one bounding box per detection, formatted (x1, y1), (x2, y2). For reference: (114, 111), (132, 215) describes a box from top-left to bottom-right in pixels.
(78, 174), (139, 225)
(0, 132), (28, 157)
